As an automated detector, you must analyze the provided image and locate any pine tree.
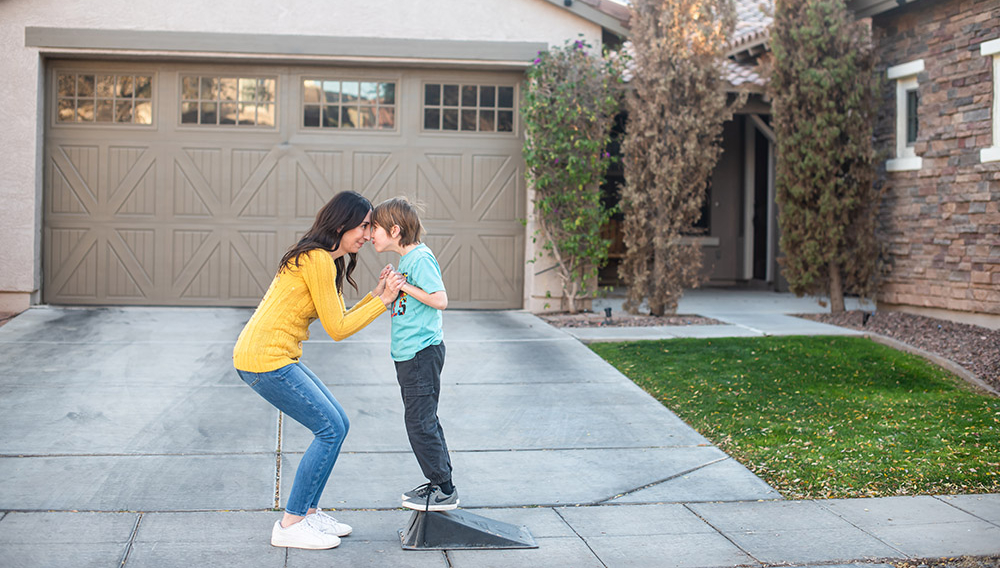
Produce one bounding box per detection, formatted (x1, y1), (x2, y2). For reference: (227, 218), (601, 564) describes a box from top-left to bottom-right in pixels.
(770, 0), (880, 312)
(621, 0), (741, 316)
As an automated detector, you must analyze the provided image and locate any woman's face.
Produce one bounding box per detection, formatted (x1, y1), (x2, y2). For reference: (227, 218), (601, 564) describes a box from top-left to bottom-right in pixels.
(339, 210), (373, 254)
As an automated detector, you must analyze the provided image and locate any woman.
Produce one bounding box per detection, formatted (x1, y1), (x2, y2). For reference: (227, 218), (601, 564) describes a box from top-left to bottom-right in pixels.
(233, 191), (404, 550)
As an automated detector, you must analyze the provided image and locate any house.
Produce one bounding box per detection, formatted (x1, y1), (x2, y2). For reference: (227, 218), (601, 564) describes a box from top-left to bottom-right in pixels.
(8, 0), (989, 320)
(0, 0), (629, 313)
(685, 0), (1000, 323)
(610, 0), (999, 324)
(603, 0), (999, 325)
(848, 0), (1000, 322)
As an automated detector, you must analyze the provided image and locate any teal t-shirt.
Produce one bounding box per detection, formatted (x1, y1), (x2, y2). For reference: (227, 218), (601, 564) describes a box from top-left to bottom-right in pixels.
(390, 244), (445, 362)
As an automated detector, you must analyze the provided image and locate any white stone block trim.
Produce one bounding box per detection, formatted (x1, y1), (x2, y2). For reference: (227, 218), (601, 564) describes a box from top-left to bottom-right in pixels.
(886, 156), (923, 172)
(887, 59), (924, 80)
(981, 38), (1000, 57)
(981, 41), (1000, 163)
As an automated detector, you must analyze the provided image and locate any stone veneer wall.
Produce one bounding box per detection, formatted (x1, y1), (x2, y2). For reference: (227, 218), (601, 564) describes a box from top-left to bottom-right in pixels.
(872, 0), (1000, 315)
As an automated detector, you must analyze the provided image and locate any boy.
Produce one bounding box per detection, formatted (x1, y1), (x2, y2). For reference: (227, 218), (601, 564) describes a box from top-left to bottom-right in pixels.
(371, 197), (458, 512)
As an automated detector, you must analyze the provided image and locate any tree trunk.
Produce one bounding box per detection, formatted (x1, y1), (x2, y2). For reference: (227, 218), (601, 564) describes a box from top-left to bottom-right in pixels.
(648, 238), (665, 316)
(566, 278), (579, 314)
(828, 260), (845, 313)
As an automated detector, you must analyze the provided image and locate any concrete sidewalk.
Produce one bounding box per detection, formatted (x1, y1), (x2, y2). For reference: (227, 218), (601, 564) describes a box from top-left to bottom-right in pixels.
(0, 297), (997, 567)
(572, 287), (878, 342)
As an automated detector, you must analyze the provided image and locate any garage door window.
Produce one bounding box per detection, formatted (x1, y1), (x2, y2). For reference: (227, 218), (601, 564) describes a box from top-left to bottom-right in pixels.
(423, 84), (514, 133)
(181, 76), (276, 127)
(56, 72), (153, 125)
(302, 80), (396, 130)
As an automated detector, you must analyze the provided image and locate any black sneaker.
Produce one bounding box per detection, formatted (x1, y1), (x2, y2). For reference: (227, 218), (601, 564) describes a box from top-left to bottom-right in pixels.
(401, 483), (459, 511)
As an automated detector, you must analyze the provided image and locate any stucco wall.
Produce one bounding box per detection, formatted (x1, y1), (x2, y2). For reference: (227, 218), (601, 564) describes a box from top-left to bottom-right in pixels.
(0, 0), (602, 311)
(872, 0), (1000, 315)
(0, 14), (44, 312)
(3, 0), (596, 42)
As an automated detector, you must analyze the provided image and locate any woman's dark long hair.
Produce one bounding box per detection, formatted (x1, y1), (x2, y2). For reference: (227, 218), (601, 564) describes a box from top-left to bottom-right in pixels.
(278, 191), (372, 294)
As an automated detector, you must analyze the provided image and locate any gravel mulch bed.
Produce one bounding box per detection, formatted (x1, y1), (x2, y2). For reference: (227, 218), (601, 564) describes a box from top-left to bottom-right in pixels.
(539, 312), (722, 328)
(891, 555), (1000, 568)
(798, 310), (1000, 393)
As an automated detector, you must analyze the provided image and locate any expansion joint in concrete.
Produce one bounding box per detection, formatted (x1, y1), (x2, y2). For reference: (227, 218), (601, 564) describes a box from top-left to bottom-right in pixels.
(553, 507), (610, 568)
(118, 512), (143, 567)
(595, 456), (730, 504)
(933, 495), (1000, 529)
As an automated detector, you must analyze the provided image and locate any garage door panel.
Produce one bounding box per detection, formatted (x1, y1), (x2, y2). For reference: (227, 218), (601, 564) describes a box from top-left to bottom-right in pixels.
(106, 241), (147, 299)
(46, 228), (98, 299)
(49, 160), (90, 215)
(417, 155), (462, 220)
(180, 148), (223, 207)
(232, 148), (281, 218)
(472, 154), (520, 222)
(294, 159), (335, 218)
(109, 229), (156, 291)
(471, 234), (521, 301)
(228, 240), (270, 301)
(472, 251), (505, 302)
(231, 230), (278, 290)
(304, 149), (344, 192)
(176, 239), (221, 301)
(365, 161), (403, 207)
(173, 158), (217, 217)
(60, 239), (99, 299)
(471, 154), (508, 214)
(171, 229), (217, 289)
(109, 148), (156, 216)
(50, 145), (98, 215)
(354, 151), (404, 205)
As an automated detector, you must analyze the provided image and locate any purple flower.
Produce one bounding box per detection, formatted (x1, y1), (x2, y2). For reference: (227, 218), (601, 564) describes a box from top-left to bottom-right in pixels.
(533, 58), (542, 65)
(554, 158), (560, 164)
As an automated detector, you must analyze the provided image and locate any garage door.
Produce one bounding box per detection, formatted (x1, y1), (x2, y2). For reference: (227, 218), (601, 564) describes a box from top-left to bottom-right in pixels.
(43, 61), (525, 309)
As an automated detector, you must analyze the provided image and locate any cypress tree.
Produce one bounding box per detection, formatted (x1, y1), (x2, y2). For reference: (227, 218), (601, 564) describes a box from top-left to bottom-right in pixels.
(770, 0), (880, 312)
(621, 0), (741, 316)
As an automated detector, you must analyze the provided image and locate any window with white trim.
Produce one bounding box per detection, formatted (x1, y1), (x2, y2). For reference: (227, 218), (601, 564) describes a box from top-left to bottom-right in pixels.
(981, 38), (1000, 163)
(56, 72), (153, 125)
(886, 60), (923, 172)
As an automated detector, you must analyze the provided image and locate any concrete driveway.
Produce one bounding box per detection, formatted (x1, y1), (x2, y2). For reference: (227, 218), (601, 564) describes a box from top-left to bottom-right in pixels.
(0, 306), (777, 566)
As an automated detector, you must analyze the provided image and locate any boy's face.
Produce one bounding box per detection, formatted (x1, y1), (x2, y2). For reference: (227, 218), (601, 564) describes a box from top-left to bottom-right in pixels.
(371, 223), (397, 253)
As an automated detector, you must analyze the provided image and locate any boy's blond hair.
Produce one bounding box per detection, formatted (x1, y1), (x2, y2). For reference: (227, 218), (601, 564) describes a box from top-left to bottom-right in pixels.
(373, 197), (424, 247)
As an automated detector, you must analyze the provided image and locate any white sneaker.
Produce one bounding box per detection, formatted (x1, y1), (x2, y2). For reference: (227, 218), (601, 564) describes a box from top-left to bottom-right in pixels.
(270, 518), (341, 549)
(308, 509), (353, 537)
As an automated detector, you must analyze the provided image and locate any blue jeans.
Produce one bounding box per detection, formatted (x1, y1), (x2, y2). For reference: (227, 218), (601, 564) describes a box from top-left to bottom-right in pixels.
(237, 363), (350, 517)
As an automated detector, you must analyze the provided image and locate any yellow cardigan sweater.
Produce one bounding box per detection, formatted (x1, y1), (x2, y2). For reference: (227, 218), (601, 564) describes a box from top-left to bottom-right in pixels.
(233, 249), (386, 373)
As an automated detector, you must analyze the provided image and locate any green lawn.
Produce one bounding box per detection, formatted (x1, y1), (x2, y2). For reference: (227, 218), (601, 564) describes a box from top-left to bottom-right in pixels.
(590, 336), (1000, 499)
